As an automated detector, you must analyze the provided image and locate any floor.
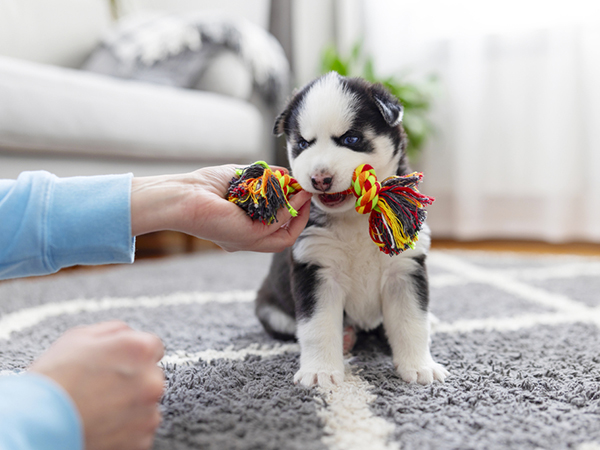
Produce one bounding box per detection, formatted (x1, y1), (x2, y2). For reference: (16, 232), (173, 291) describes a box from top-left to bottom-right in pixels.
(431, 238), (600, 257)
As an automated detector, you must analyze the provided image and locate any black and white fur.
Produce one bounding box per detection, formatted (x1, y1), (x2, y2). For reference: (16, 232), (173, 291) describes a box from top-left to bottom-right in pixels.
(256, 73), (449, 387)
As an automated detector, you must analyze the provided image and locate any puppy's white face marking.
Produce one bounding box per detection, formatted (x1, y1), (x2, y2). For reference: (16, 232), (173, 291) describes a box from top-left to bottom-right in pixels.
(288, 75), (401, 214)
(297, 73), (356, 140)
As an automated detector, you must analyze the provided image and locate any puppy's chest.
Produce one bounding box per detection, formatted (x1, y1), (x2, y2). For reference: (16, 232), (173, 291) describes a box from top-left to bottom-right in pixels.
(295, 217), (402, 329)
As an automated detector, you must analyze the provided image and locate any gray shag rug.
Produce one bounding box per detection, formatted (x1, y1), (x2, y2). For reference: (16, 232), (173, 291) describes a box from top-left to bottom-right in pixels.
(2, 249), (600, 450)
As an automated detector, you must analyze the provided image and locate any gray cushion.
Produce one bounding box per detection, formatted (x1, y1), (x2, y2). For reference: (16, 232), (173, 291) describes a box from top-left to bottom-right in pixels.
(82, 12), (290, 106)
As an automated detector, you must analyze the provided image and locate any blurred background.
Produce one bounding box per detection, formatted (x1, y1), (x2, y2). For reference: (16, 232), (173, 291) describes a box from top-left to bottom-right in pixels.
(1, 0), (599, 254)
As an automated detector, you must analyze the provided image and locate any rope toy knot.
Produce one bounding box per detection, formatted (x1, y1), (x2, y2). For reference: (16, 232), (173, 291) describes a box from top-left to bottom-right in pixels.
(351, 164), (382, 215)
(227, 161), (434, 255)
(277, 172), (302, 198)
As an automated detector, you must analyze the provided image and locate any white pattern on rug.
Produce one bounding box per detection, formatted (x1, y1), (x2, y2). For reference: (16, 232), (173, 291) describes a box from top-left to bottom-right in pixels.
(316, 363), (400, 450)
(0, 290), (254, 340)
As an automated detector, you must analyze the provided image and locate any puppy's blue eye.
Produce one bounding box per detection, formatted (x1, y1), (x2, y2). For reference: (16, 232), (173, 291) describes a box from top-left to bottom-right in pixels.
(297, 139), (309, 150)
(343, 136), (360, 146)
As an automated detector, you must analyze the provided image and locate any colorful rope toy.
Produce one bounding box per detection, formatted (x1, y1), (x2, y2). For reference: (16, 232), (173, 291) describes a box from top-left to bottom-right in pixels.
(227, 161), (434, 256)
(227, 161), (302, 225)
(348, 164), (434, 255)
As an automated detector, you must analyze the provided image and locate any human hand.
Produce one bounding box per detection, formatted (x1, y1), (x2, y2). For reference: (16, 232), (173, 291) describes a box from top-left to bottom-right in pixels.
(29, 321), (165, 450)
(131, 164), (312, 252)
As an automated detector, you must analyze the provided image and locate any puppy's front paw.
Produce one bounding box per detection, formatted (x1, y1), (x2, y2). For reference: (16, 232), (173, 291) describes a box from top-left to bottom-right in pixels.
(294, 368), (344, 387)
(396, 360), (449, 385)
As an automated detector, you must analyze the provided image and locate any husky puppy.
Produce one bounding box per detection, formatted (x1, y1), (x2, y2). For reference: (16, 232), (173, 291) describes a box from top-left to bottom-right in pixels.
(256, 72), (449, 387)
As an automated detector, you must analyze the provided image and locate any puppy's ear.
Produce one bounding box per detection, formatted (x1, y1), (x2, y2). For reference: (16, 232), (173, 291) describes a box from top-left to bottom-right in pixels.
(273, 108), (288, 136)
(273, 88), (300, 136)
(373, 91), (404, 127)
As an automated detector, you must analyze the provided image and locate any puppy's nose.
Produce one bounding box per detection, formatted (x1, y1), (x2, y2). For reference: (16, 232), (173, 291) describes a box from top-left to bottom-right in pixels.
(311, 174), (334, 192)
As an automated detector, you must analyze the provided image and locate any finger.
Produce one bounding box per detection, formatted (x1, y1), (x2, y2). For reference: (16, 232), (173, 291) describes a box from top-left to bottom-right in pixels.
(140, 366), (166, 404)
(254, 199), (312, 253)
(138, 433), (157, 450)
(276, 198), (312, 243)
(270, 165), (289, 175)
(287, 190), (312, 212)
(149, 407), (162, 432)
(119, 406), (162, 448)
(218, 164), (238, 177)
(284, 197), (311, 239)
(137, 332), (165, 363)
(86, 320), (132, 336)
(196, 165), (238, 196)
(112, 331), (166, 365)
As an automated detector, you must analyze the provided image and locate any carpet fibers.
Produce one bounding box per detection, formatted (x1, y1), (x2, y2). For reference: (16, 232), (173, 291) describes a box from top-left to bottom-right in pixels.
(1, 250), (600, 450)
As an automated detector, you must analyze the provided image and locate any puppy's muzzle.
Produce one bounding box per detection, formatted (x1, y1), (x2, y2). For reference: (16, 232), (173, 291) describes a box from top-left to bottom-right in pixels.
(311, 173), (334, 192)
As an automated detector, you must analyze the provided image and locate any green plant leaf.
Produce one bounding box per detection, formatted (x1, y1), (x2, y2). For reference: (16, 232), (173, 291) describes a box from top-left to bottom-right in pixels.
(363, 57), (376, 82)
(351, 40), (363, 62)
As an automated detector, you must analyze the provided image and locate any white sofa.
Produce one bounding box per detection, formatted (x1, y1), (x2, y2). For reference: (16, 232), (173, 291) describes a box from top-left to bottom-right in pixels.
(0, 0), (287, 178)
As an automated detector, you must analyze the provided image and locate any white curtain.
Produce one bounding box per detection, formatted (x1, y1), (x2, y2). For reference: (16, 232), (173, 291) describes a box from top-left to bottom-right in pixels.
(360, 0), (600, 242)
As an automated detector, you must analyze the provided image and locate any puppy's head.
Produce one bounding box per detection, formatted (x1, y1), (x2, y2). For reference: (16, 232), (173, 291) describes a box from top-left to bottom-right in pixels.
(274, 72), (407, 214)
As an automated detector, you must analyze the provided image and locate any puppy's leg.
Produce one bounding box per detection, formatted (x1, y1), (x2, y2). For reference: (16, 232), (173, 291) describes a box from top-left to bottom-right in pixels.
(255, 250), (297, 341)
(292, 264), (345, 387)
(343, 325), (357, 354)
(255, 289), (297, 341)
(382, 256), (449, 385)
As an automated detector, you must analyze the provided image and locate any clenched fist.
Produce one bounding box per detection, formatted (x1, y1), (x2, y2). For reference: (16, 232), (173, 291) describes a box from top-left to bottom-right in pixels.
(30, 321), (165, 450)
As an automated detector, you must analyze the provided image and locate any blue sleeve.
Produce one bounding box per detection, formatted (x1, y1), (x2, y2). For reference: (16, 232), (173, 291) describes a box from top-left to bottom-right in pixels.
(0, 373), (83, 450)
(0, 171), (135, 280)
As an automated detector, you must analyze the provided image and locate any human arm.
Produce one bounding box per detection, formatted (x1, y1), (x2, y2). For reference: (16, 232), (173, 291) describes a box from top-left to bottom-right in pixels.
(130, 164), (312, 253)
(0, 171), (134, 280)
(0, 166), (311, 280)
